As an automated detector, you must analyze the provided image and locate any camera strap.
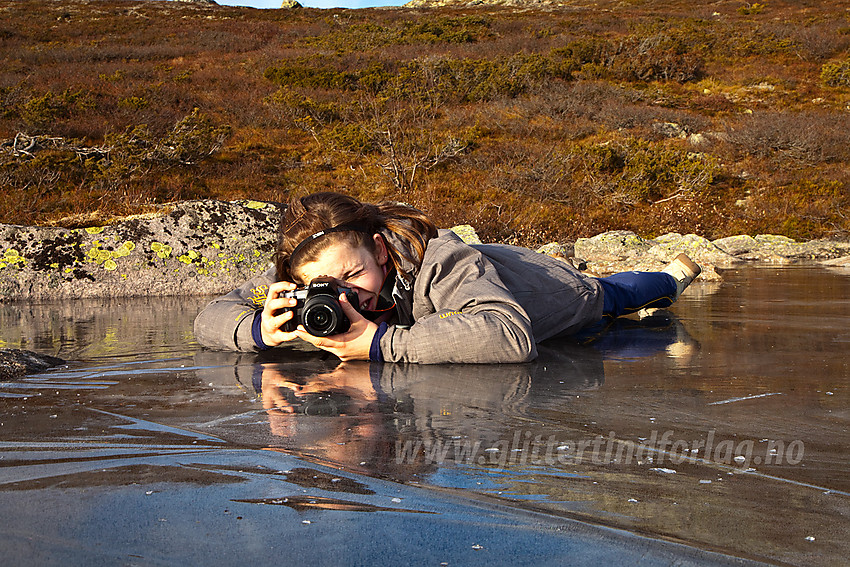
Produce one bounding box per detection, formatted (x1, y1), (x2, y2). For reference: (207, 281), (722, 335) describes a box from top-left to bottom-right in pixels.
(362, 267), (398, 320)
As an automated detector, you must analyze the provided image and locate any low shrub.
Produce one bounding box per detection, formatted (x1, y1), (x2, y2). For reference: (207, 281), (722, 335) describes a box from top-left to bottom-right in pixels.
(726, 110), (850, 165)
(821, 56), (850, 87)
(579, 138), (720, 203)
(263, 62), (358, 91)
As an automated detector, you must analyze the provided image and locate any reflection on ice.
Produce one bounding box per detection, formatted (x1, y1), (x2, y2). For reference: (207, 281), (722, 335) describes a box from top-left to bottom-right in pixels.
(0, 266), (848, 566)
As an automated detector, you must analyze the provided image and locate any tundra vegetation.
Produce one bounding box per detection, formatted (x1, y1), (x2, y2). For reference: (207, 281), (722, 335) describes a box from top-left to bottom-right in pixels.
(1, 0), (848, 245)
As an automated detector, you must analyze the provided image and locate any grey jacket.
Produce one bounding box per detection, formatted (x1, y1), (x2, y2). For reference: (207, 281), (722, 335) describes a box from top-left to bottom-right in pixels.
(193, 230), (604, 364)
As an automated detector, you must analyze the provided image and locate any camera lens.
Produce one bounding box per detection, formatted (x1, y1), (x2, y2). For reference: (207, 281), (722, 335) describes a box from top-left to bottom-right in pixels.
(302, 296), (349, 336)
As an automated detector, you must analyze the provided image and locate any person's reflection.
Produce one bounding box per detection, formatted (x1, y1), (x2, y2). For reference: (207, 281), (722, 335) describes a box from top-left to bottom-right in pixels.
(196, 310), (698, 475)
(260, 363), (376, 416)
(577, 309), (699, 364)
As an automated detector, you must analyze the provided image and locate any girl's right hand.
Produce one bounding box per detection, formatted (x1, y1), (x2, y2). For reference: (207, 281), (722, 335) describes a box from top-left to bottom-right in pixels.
(260, 280), (301, 347)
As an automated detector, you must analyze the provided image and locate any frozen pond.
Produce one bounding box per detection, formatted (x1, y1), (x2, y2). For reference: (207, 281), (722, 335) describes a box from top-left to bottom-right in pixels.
(1, 265), (847, 565)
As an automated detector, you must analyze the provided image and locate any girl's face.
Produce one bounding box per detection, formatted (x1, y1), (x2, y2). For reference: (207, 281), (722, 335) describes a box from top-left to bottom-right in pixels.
(295, 234), (389, 312)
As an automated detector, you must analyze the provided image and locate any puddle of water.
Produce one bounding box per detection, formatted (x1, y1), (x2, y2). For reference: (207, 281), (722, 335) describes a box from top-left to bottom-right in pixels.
(1, 267), (847, 566)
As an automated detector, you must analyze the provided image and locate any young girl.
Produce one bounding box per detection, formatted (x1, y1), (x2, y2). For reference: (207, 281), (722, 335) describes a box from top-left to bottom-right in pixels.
(194, 192), (701, 364)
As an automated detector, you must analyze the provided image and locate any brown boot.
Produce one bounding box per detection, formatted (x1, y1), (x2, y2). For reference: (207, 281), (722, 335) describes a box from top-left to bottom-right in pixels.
(662, 253), (702, 298)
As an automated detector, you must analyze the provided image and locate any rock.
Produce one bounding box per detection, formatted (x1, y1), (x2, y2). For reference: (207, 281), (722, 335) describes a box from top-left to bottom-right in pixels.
(536, 242), (573, 259)
(0, 200), (281, 301)
(648, 233), (740, 268)
(574, 231), (654, 266)
(280, 0), (302, 7)
(576, 231), (731, 280)
(3, 201), (849, 300)
(823, 255), (850, 267)
(687, 133), (709, 147)
(0, 349), (65, 380)
(449, 224), (482, 245)
(713, 234), (850, 262)
(652, 122), (689, 138)
(712, 234), (759, 256)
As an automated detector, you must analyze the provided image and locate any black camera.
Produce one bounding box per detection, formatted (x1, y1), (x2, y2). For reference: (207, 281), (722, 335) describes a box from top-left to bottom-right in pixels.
(282, 277), (360, 337)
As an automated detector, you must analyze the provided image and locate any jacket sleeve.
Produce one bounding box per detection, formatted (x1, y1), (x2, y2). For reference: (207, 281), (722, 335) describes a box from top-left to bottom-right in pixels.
(193, 265), (277, 351)
(380, 235), (537, 364)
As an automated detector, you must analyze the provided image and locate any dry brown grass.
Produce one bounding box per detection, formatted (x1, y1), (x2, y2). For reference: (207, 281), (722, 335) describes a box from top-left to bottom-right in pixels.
(1, 0), (849, 243)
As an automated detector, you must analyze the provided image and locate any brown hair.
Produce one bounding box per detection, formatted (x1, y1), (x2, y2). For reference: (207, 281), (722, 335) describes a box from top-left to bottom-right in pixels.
(275, 192), (438, 283)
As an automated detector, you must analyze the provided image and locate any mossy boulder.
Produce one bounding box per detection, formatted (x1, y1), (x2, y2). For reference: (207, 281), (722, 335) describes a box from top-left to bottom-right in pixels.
(0, 200), (281, 301)
(0, 348), (65, 380)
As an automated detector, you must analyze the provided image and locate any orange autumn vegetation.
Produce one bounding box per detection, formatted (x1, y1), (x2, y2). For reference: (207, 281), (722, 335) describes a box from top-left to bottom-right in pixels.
(1, 0), (849, 246)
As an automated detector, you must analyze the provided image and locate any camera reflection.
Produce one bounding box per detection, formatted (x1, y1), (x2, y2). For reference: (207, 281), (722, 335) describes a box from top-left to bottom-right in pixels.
(194, 311), (697, 477)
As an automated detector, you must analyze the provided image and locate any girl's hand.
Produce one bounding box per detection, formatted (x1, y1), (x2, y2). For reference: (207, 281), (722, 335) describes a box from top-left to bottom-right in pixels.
(295, 292), (379, 361)
(260, 280), (302, 347)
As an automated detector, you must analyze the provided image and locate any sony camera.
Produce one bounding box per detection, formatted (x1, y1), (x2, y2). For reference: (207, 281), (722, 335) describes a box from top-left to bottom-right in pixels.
(282, 276), (360, 337)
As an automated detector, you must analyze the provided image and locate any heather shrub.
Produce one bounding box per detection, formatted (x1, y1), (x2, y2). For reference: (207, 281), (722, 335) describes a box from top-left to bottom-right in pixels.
(150, 108), (231, 167)
(323, 122), (377, 155)
(1, 110), (230, 193)
(478, 138), (718, 210)
(788, 23), (850, 61)
(299, 15), (490, 53)
(749, 180), (850, 239)
(400, 53), (571, 103)
(728, 26), (797, 57)
(19, 89), (91, 131)
(263, 62), (358, 91)
(400, 15), (491, 44)
(264, 88), (344, 131)
(608, 33), (704, 83)
(551, 38), (608, 73)
(821, 56), (850, 87)
(580, 139), (719, 203)
(2, 0), (848, 241)
(726, 110), (850, 164)
(737, 3), (765, 16)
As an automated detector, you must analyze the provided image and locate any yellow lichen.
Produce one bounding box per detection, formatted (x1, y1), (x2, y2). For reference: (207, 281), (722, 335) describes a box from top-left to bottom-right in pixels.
(85, 226), (105, 234)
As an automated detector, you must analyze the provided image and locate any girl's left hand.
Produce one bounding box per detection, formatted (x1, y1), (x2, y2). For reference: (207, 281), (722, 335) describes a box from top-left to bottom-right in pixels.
(294, 292), (378, 361)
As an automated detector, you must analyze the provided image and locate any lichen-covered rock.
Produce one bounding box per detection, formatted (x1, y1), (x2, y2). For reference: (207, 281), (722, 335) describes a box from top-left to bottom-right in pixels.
(712, 235), (759, 256)
(571, 230), (850, 279)
(576, 231), (729, 281)
(648, 233), (740, 268)
(2, 201), (848, 301)
(713, 234), (850, 262)
(449, 224), (482, 245)
(574, 231), (653, 265)
(536, 242), (573, 259)
(0, 348), (65, 380)
(0, 200), (280, 301)
(823, 255), (850, 267)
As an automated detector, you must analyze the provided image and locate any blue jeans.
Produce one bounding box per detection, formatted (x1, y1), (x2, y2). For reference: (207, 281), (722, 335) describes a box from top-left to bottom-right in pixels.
(597, 271), (678, 318)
